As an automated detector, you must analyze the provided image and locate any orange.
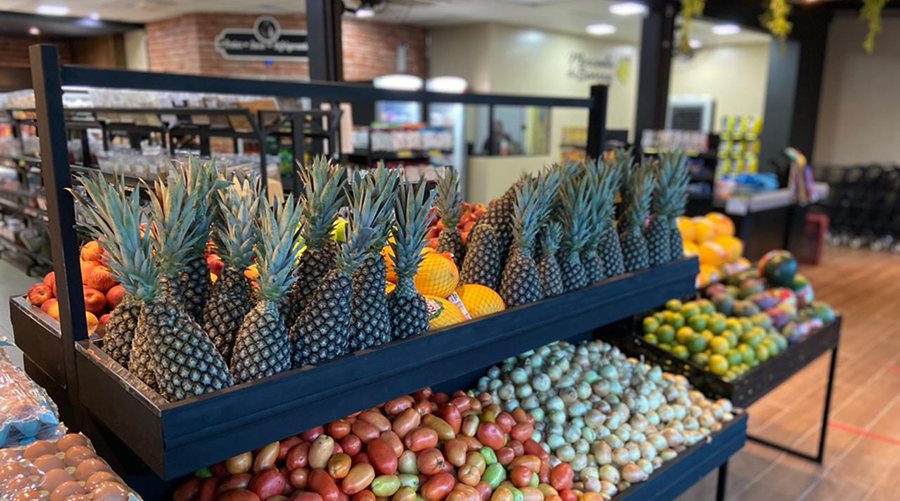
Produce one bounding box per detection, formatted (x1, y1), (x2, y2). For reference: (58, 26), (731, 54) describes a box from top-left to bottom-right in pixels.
(415, 252), (459, 298)
(683, 241), (699, 257)
(716, 235), (744, 263)
(692, 217), (716, 243)
(676, 216), (696, 243)
(384, 245), (432, 284)
(454, 284), (505, 318)
(245, 264), (259, 280)
(697, 264), (721, 288)
(698, 241), (727, 268)
(424, 295), (468, 330)
(706, 212), (735, 238)
(385, 281), (396, 294)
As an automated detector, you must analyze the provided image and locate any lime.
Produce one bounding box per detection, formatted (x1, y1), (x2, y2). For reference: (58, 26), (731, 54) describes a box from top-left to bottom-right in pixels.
(667, 312), (686, 329)
(726, 348), (743, 366)
(691, 352), (710, 367)
(749, 358), (760, 368)
(700, 329), (714, 341)
(657, 324), (676, 344)
(738, 344), (756, 364)
(643, 316), (660, 334)
(676, 326), (695, 345)
(658, 343), (672, 352)
(654, 312), (666, 324)
(681, 303), (700, 319)
(773, 333), (788, 351)
(750, 313), (773, 329)
(725, 318), (744, 336)
(643, 333), (659, 345)
(671, 345), (690, 360)
(763, 337), (778, 356)
(756, 345), (770, 362)
(739, 318), (754, 333)
(688, 315), (707, 332)
(698, 299), (715, 315)
(687, 334), (708, 354)
(709, 336), (730, 355)
(723, 331), (739, 348)
(709, 354), (729, 376)
(708, 316), (727, 335)
(666, 299), (684, 312)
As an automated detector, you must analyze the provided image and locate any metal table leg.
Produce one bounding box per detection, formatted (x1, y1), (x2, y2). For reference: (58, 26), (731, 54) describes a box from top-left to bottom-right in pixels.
(716, 460), (729, 501)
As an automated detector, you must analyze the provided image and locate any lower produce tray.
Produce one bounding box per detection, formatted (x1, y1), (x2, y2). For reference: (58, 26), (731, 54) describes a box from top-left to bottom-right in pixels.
(621, 317), (842, 408)
(9, 296), (66, 390)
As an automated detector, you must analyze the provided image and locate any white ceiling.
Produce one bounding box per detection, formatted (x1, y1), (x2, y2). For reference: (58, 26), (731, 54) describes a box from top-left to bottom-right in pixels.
(0, 0), (772, 47)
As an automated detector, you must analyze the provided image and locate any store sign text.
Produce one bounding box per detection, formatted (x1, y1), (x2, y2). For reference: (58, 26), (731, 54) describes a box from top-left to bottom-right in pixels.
(215, 16), (309, 61)
(567, 52), (631, 85)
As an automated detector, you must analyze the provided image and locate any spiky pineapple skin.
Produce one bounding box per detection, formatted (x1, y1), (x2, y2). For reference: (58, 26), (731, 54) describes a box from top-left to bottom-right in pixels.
(537, 254), (564, 298)
(177, 254), (211, 324)
(203, 267), (251, 362)
(437, 229), (466, 267)
(475, 185), (518, 265)
(560, 251), (588, 292)
(581, 250), (605, 284)
(102, 293), (141, 368)
(646, 216), (672, 267)
(290, 243), (338, 316)
(670, 226), (684, 261)
(128, 315), (157, 390)
(599, 229), (625, 277)
(291, 271), (352, 367)
(388, 281), (430, 340)
(460, 224), (502, 290)
(350, 255), (392, 351)
(499, 248), (542, 307)
(231, 300), (291, 383)
(620, 229), (650, 272)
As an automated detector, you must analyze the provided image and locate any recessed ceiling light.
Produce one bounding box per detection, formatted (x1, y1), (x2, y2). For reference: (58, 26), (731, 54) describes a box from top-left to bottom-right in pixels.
(689, 39), (703, 49)
(609, 2), (648, 16)
(586, 23), (617, 36)
(355, 7), (374, 18)
(89, 12), (101, 20)
(36, 4), (70, 16)
(29, 26), (41, 36)
(373, 74), (423, 91)
(712, 24), (741, 36)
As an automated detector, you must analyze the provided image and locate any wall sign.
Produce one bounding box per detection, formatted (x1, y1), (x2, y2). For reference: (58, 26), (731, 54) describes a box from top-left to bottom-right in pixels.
(567, 51), (632, 85)
(215, 16), (309, 61)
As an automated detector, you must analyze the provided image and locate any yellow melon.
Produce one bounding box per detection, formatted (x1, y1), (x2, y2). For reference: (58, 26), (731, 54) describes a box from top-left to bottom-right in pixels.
(716, 235), (744, 263)
(245, 264), (259, 280)
(424, 295), (467, 330)
(698, 241), (727, 268)
(692, 217), (716, 243)
(676, 216), (696, 243)
(384, 246), (433, 284)
(454, 284), (505, 318)
(415, 252), (459, 298)
(706, 212), (735, 238)
(385, 281), (396, 294)
(697, 264), (722, 288)
(683, 241), (699, 257)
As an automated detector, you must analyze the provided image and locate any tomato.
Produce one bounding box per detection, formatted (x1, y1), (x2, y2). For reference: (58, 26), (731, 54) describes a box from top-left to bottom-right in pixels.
(286, 443), (311, 470)
(199, 477), (220, 501)
(474, 482), (492, 501)
(456, 435), (483, 452)
(510, 467), (532, 488)
(342, 464), (376, 495)
(384, 397), (414, 416)
(537, 462), (550, 485)
(352, 491), (375, 501)
(413, 388), (433, 401)
(371, 475), (401, 497)
(368, 439), (399, 475)
(543, 496), (561, 501)
(449, 397), (472, 413)
(580, 493), (603, 501)
(495, 414), (515, 434)
(457, 464), (481, 487)
(415, 400), (436, 416)
(522, 441), (548, 461)
(334, 443), (344, 455)
(496, 447), (515, 466)
(211, 462), (229, 479)
(509, 456), (541, 474)
(510, 424), (533, 443)
(393, 486), (417, 501)
(461, 416), (479, 437)
(393, 408), (422, 439)
(342, 435), (363, 457)
(519, 487), (543, 501)
(549, 465), (573, 492)
(352, 421), (381, 443)
(446, 490), (467, 501)
(310, 436), (336, 469)
(476, 423), (506, 450)
(404, 427), (439, 452)
(421, 472), (456, 501)
(217, 473), (252, 493)
(557, 491), (575, 501)
(468, 398), (482, 412)
(442, 439), (466, 467)
(279, 437), (303, 461)
(302, 426), (325, 443)
(465, 452), (486, 474)
(510, 409), (529, 425)
(423, 415), (456, 441)
(329, 421), (352, 440)
(380, 431), (404, 458)
(291, 493), (324, 501)
(491, 486), (514, 501)
(254, 442), (280, 473)
(329, 454), (352, 479)
(416, 448), (446, 475)
(309, 469), (342, 501)
(289, 467), (309, 490)
(454, 484), (481, 501)
(352, 453), (371, 466)
(482, 463), (506, 490)
(438, 405), (462, 434)
(431, 392), (450, 406)
(249, 469), (287, 500)
(360, 411), (392, 433)
(398, 451), (418, 475)
(507, 441), (524, 458)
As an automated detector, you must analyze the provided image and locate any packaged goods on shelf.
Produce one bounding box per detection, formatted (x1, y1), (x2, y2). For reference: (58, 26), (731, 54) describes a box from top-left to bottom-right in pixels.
(0, 348), (64, 448)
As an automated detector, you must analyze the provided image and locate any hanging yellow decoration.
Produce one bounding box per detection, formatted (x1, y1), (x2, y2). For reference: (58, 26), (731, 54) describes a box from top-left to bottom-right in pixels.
(861, 0), (889, 54)
(679, 0), (706, 55)
(761, 0), (793, 47)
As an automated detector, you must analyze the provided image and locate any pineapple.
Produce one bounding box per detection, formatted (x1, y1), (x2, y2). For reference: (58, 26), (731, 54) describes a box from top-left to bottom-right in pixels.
(619, 159), (657, 273)
(388, 180), (437, 340)
(582, 160), (620, 283)
(647, 151), (689, 266)
(292, 181), (386, 366)
(289, 157), (347, 317)
(231, 194), (302, 383)
(350, 165), (399, 352)
(499, 180), (543, 307)
(557, 174), (593, 292)
(537, 222), (564, 298)
(599, 151), (631, 278)
(459, 223), (501, 290)
(435, 166), (466, 266)
(148, 164), (233, 400)
(204, 175), (260, 362)
(466, 180), (521, 285)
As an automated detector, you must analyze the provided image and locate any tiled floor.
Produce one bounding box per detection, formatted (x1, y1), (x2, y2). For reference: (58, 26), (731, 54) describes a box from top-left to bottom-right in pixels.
(677, 246), (900, 501)
(0, 259), (42, 367)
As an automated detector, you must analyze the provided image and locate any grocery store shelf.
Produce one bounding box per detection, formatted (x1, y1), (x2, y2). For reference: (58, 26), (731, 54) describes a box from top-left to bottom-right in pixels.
(0, 195), (48, 224)
(9, 296), (66, 389)
(43, 257), (699, 479)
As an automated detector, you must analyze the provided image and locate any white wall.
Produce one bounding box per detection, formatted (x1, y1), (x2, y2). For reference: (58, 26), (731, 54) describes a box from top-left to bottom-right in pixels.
(669, 43), (770, 132)
(123, 30), (149, 71)
(814, 16), (900, 165)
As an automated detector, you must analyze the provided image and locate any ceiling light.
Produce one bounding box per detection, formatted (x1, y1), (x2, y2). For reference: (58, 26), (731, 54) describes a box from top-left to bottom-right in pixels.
(586, 23), (617, 36)
(426, 76), (468, 94)
(29, 26), (41, 36)
(36, 4), (70, 16)
(689, 39), (703, 49)
(712, 24), (741, 36)
(609, 2), (648, 16)
(373, 74), (423, 91)
(355, 7), (374, 18)
(89, 12), (100, 20)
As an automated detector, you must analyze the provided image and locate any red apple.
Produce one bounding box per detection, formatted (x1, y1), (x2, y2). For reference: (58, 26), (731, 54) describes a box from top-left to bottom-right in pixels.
(83, 287), (107, 315)
(106, 285), (125, 309)
(27, 283), (53, 307)
(99, 313), (111, 325)
(43, 272), (56, 297)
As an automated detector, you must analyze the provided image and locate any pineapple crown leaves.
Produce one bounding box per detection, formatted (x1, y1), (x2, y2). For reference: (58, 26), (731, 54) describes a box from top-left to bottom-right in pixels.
(390, 180), (437, 281)
(148, 165), (209, 278)
(71, 174), (158, 302)
(299, 156), (347, 249)
(255, 194), (303, 301)
(558, 174), (593, 254)
(540, 221), (563, 256)
(337, 177), (393, 276)
(214, 172), (261, 270)
(534, 168), (562, 226)
(435, 166), (463, 227)
(620, 159), (658, 231)
(354, 162), (400, 251)
(180, 156), (228, 252)
(582, 160), (620, 244)
(654, 151), (691, 218)
(511, 179), (543, 252)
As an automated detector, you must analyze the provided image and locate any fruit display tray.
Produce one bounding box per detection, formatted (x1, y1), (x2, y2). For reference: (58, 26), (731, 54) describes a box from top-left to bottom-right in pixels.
(8, 296), (67, 400)
(620, 316), (841, 409)
(12, 257), (700, 479)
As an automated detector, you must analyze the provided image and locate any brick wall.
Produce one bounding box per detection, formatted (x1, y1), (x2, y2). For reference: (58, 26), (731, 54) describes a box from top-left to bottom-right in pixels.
(145, 13), (427, 81)
(0, 36), (72, 68)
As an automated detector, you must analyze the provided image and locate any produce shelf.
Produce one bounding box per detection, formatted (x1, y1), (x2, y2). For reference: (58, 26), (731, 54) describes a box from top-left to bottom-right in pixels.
(9, 296), (66, 393)
(12, 257), (698, 480)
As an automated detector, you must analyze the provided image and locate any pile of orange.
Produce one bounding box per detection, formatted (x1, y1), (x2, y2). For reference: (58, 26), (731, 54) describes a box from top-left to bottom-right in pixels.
(677, 212), (751, 287)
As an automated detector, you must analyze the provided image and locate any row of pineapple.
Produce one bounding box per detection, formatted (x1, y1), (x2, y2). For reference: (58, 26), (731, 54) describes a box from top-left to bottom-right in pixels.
(451, 149), (690, 308)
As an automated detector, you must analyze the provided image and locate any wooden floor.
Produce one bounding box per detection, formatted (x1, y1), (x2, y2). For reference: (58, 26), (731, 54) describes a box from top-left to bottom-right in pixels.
(676, 246), (900, 501)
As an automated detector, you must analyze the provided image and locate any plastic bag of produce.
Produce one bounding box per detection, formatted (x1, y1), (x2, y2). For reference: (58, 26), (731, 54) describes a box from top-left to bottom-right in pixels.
(0, 347), (65, 448)
(0, 432), (142, 500)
